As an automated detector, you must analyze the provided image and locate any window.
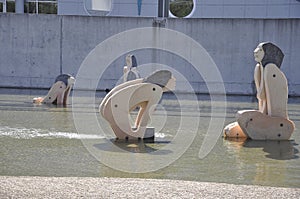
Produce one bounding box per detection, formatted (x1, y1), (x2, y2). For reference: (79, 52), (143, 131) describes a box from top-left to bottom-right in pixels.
(169, 0), (195, 18)
(0, 0), (57, 14)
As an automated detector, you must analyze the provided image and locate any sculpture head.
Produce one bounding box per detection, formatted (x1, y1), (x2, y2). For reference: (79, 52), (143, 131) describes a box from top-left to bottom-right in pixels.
(55, 74), (75, 88)
(125, 54), (138, 68)
(254, 42), (284, 68)
(144, 70), (176, 91)
(253, 43), (265, 63)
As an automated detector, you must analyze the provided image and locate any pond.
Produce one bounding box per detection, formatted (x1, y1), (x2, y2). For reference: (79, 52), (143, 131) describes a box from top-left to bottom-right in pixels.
(0, 89), (299, 188)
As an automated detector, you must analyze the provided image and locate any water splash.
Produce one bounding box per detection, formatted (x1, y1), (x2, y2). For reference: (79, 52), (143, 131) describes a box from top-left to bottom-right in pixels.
(0, 126), (104, 140)
(155, 132), (167, 138)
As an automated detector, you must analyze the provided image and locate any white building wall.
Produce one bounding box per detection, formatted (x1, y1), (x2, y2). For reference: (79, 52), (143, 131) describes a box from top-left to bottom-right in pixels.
(196, 0), (300, 18)
(57, 0), (300, 18)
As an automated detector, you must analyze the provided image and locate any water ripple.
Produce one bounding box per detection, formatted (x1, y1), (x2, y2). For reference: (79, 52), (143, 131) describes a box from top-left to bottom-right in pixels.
(0, 126), (104, 140)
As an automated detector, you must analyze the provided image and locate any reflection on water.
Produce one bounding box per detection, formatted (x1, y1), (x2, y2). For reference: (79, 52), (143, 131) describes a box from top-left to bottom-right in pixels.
(224, 138), (299, 160)
(0, 89), (299, 188)
(243, 140), (299, 187)
(94, 139), (171, 153)
(244, 140), (299, 160)
(223, 138), (300, 187)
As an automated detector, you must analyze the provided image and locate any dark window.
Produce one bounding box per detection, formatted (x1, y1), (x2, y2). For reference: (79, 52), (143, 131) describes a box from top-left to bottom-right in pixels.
(0, 0), (57, 14)
(169, 0), (195, 18)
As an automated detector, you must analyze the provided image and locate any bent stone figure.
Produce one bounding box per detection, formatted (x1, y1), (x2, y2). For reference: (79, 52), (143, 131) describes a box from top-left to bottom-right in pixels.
(33, 74), (75, 105)
(123, 54), (141, 82)
(224, 42), (294, 140)
(100, 70), (176, 140)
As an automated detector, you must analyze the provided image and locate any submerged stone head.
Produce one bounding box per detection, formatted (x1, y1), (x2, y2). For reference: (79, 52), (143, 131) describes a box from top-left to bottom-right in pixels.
(254, 42), (284, 68)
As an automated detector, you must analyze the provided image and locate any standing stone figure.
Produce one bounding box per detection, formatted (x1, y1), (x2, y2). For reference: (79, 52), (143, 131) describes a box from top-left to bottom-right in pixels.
(123, 54), (141, 82)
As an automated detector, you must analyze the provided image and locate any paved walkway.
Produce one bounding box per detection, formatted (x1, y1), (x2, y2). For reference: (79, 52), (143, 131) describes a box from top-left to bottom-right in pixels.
(1, 176), (300, 198)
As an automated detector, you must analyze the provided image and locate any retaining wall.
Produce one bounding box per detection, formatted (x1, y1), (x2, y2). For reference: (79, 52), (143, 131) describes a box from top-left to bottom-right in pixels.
(0, 14), (299, 95)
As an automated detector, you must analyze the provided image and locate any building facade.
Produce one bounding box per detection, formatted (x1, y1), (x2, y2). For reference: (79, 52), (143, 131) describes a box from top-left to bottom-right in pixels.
(58, 0), (300, 18)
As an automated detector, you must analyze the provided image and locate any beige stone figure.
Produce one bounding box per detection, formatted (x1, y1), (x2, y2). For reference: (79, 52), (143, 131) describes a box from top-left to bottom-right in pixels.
(224, 42), (294, 140)
(123, 54), (141, 82)
(100, 70), (176, 140)
(33, 74), (75, 105)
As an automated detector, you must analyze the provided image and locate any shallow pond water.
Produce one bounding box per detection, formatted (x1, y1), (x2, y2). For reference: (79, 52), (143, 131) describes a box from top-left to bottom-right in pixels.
(0, 89), (299, 188)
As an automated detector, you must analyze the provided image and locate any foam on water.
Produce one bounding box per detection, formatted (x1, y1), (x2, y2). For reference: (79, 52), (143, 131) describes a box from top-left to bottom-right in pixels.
(0, 126), (105, 139)
(155, 132), (167, 138)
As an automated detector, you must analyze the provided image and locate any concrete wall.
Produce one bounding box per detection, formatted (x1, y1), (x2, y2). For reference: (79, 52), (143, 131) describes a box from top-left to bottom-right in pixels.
(0, 14), (61, 88)
(0, 14), (299, 95)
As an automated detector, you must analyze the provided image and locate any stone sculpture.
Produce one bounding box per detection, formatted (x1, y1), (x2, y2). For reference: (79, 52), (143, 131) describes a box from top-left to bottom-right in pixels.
(100, 70), (176, 140)
(123, 54), (141, 82)
(33, 74), (75, 105)
(224, 42), (294, 140)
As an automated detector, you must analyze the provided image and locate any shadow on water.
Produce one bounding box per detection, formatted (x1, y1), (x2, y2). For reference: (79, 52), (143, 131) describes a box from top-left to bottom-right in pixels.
(243, 140), (299, 160)
(93, 138), (172, 154)
(225, 138), (299, 160)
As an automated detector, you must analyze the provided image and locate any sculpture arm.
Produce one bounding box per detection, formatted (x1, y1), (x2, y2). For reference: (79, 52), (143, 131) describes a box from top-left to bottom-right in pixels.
(99, 78), (144, 116)
(123, 66), (128, 74)
(254, 64), (267, 114)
